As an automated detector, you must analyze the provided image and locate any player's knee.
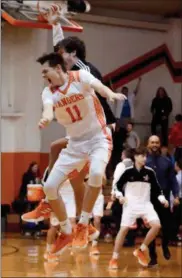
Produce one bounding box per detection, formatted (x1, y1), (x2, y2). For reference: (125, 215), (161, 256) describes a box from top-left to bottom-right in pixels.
(151, 221), (161, 231)
(43, 181), (58, 200)
(89, 170), (103, 187)
(89, 162), (106, 187)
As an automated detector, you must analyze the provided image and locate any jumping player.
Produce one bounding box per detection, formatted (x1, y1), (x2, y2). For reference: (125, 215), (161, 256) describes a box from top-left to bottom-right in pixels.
(22, 53), (126, 255)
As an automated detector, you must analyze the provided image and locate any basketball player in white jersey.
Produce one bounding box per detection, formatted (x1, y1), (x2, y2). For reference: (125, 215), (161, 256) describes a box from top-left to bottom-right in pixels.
(22, 52), (126, 255)
(44, 179), (76, 262)
(42, 6), (116, 218)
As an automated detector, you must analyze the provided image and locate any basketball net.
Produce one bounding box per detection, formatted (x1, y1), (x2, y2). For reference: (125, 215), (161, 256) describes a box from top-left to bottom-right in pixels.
(25, 1), (68, 22)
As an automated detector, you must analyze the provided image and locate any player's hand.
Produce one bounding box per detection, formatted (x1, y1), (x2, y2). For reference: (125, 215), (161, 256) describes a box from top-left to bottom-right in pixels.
(119, 196), (127, 205)
(44, 4), (61, 25)
(109, 93), (127, 102)
(173, 197), (180, 206)
(111, 194), (116, 202)
(163, 200), (169, 208)
(38, 118), (50, 129)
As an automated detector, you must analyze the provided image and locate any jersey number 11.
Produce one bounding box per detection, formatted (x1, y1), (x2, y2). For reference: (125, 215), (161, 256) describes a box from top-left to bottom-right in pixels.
(66, 105), (82, 123)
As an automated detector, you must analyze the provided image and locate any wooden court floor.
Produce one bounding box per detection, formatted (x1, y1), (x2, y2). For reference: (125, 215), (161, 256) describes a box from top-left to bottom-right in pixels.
(2, 233), (182, 277)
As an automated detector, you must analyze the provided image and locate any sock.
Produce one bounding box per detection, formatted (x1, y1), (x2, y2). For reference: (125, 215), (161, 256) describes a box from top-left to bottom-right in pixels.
(60, 219), (72, 234)
(112, 252), (119, 259)
(44, 197), (49, 203)
(46, 243), (53, 252)
(92, 240), (98, 247)
(79, 211), (90, 225)
(140, 243), (147, 251)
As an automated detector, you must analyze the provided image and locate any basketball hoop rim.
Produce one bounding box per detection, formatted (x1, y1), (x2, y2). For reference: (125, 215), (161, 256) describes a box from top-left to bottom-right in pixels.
(1, 9), (83, 32)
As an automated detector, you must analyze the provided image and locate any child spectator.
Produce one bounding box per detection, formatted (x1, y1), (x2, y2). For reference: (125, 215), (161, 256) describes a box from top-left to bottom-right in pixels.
(125, 121), (140, 149)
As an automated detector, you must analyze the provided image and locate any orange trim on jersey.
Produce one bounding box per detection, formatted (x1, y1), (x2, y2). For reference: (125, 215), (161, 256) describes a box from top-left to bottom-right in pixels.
(72, 71), (80, 82)
(57, 72), (74, 95)
(92, 95), (113, 160)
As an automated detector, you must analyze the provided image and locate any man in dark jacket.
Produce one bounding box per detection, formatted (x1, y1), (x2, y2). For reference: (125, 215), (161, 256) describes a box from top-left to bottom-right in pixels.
(146, 135), (179, 267)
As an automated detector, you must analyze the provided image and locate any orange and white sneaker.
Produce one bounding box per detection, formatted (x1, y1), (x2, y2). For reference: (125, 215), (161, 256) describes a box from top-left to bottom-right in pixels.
(90, 245), (100, 256)
(133, 249), (148, 267)
(21, 200), (52, 222)
(51, 232), (73, 255)
(88, 224), (100, 241)
(44, 251), (59, 262)
(72, 223), (88, 250)
(109, 258), (118, 269)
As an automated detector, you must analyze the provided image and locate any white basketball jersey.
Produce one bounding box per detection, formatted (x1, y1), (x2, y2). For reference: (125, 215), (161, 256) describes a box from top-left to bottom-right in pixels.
(42, 70), (107, 140)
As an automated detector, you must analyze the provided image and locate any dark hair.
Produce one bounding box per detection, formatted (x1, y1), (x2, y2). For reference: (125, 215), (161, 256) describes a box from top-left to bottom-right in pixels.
(123, 148), (134, 160)
(122, 86), (128, 91)
(134, 146), (147, 156)
(175, 114), (182, 122)
(27, 162), (39, 176)
(54, 36), (86, 61)
(37, 52), (67, 72)
(156, 87), (168, 98)
(176, 159), (182, 170)
(127, 120), (134, 127)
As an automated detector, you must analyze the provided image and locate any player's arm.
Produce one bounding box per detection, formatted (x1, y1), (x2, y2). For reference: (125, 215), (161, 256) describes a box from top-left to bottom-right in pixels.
(39, 87), (54, 129)
(79, 70), (126, 102)
(112, 163), (125, 198)
(53, 23), (64, 47)
(44, 5), (64, 47)
(149, 169), (169, 208)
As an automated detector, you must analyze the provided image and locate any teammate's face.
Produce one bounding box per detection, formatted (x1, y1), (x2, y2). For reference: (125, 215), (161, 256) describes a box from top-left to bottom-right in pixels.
(148, 136), (160, 153)
(58, 48), (76, 70)
(41, 63), (64, 86)
(134, 154), (147, 166)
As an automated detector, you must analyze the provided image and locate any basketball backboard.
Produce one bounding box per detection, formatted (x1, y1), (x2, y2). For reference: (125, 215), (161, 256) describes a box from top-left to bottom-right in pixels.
(1, 1), (83, 32)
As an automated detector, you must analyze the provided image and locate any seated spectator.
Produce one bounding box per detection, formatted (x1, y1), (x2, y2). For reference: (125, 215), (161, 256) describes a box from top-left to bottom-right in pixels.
(124, 121), (140, 150)
(168, 114), (182, 161)
(18, 162), (40, 200)
(12, 162), (42, 237)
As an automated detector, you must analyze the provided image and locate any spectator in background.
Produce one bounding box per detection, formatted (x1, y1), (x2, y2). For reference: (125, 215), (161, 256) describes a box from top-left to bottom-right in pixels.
(151, 87), (172, 146)
(115, 78), (141, 127)
(125, 121), (140, 150)
(146, 135), (179, 267)
(13, 162), (42, 237)
(168, 114), (182, 161)
(18, 162), (40, 200)
(161, 146), (175, 166)
(171, 159), (182, 245)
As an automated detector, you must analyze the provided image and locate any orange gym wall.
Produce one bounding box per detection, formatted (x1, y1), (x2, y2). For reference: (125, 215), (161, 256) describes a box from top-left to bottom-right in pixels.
(1, 152), (49, 205)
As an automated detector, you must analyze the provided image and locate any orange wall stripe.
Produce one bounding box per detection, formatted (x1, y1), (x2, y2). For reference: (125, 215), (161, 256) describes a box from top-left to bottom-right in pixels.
(2, 152), (49, 205)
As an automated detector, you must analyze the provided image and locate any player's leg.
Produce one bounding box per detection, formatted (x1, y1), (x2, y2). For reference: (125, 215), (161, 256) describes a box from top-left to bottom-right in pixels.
(109, 207), (135, 269)
(133, 204), (161, 267)
(48, 138), (68, 173)
(44, 213), (60, 261)
(72, 133), (112, 249)
(90, 194), (104, 255)
(70, 166), (87, 217)
(48, 137), (86, 217)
